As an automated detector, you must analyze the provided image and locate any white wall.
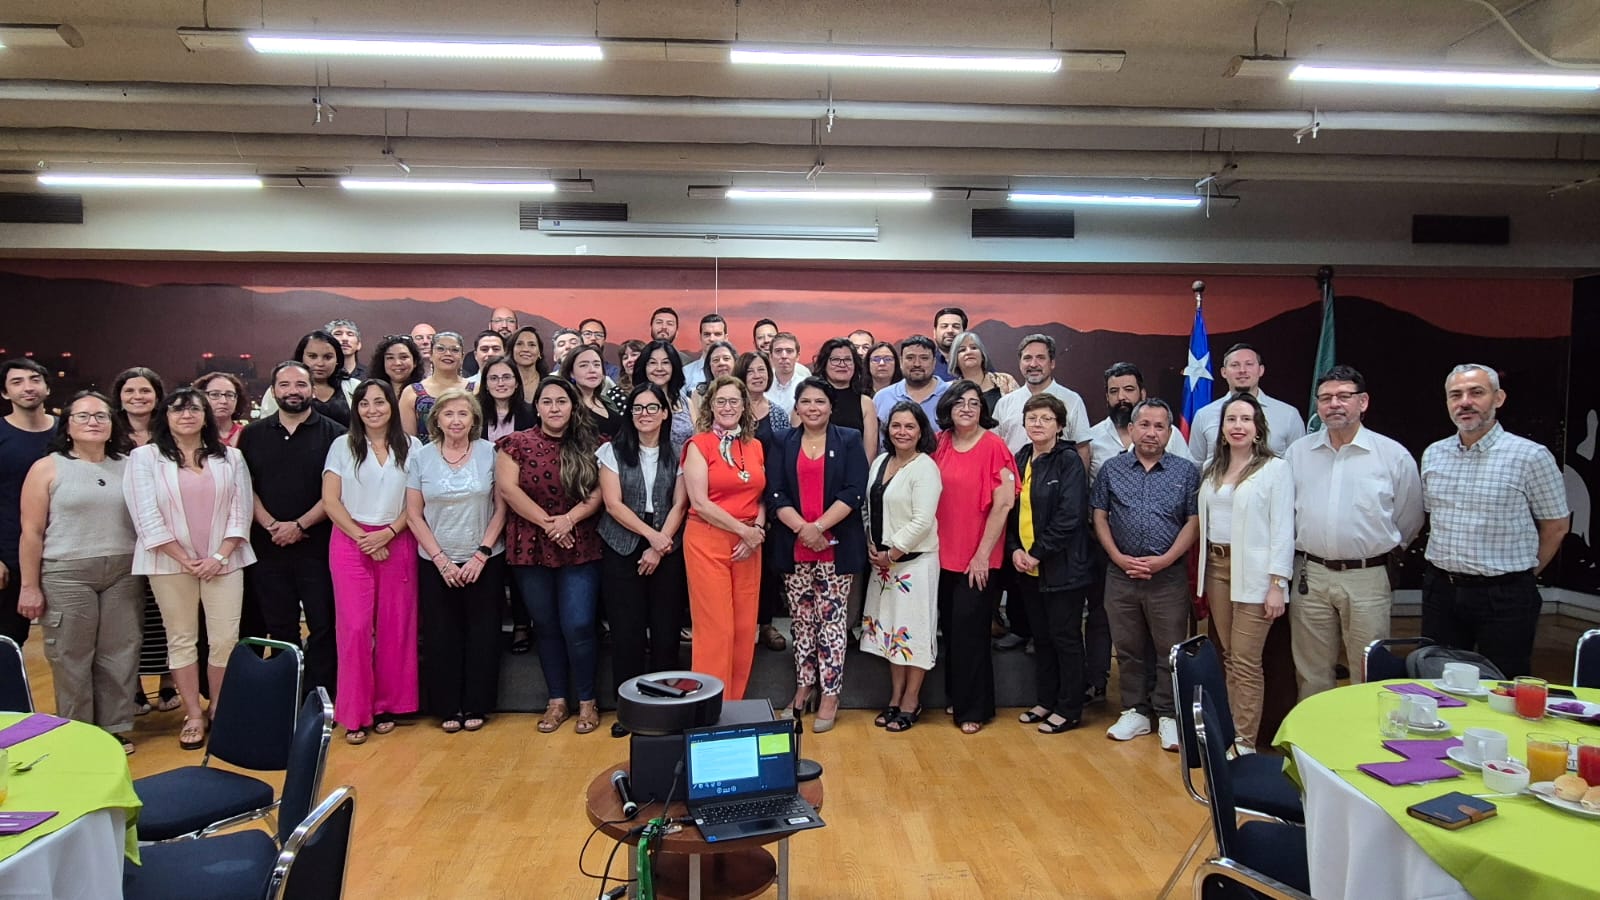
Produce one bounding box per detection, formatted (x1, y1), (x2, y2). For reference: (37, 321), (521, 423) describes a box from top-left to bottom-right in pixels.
(3, 174), (1598, 269)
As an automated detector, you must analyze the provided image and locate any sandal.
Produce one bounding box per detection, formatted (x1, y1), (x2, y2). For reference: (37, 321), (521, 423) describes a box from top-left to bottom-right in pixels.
(345, 728), (368, 745)
(1039, 714), (1079, 734)
(959, 721), (983, 735)
(463, 714), (486, 732)
(133, 692), (153, 716)
(886, 706), (922, 733)
(510, 627), (532, 655)
(119, 736), (136, 755)
(156, 686), (183, 712)
(373, 715), (396, 735)
(179, 716), (208, 751)
(1018, 706), (1050, 724)
(574, 700), (600, 735)
(441, 716), (463, 734)
(538, 700), (570, 733)
(874, 706), (901, 728)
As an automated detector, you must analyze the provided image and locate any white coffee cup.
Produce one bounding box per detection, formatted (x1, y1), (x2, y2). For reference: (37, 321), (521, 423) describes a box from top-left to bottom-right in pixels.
(1442, 662), (1481, 691)
(1404, 694), (1439, 726)
(1481, 759), (1531, 794)
(1462, 727), (1509, 764)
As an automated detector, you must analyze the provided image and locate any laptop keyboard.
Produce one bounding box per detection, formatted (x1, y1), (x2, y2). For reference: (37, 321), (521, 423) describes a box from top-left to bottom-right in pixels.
(696, 795), (810, 825)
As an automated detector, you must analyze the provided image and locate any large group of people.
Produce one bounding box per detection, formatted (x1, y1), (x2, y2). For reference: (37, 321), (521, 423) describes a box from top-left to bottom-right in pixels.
(0, 302), (1570, 753)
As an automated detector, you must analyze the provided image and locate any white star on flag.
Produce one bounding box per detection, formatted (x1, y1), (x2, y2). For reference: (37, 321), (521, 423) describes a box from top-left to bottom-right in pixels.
(1184, 350), (1212, 388)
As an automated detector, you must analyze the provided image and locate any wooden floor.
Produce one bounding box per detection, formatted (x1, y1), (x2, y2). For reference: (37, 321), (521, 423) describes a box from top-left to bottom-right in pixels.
(21, 623), (1584, 899)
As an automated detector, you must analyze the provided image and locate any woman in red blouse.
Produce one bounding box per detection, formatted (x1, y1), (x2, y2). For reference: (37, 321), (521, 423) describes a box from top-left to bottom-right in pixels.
(496, 376), (605, 734)
(933, 379), (1019, 734)
(682, 375), (768, 700)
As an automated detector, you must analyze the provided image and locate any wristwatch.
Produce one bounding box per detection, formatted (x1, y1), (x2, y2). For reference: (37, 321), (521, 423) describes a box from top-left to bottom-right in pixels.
(211, 552), (228, 563)
(1270, 576), (1289, 589)
(476, 545), (493, 557)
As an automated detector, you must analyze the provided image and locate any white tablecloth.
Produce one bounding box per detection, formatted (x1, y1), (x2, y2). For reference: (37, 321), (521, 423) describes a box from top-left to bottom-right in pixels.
(1292, 746), (1468, 900)
(0, 808), (125, 899)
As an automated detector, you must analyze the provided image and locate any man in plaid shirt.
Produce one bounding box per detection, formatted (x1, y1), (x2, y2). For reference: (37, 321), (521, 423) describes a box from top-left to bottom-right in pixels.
(1420, 364), (1569, 678)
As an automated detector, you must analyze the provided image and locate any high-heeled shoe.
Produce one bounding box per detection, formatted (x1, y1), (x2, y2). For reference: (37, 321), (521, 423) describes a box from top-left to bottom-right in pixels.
(812, 696), (840, 733)
(779, 704), (806, 734)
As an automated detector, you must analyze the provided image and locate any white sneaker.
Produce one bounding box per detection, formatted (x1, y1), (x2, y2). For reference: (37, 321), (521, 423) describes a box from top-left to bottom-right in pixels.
(1158, 716), (1180, 752)
(1106, 709), (1152, 741)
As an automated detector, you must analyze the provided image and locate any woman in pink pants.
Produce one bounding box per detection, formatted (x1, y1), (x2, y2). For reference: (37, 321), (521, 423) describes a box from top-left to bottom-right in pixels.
(322, 380), (423, 744)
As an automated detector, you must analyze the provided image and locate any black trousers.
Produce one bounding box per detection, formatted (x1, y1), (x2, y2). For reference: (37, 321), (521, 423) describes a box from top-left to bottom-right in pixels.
(1420, 565), (1541, 678)
(1085, 566), (1112, 692)
(246, 550), (338, 696)
(420, 555), (504, 717)
(602, 544), (686, 698)
(0, 556), (30, 646)
(939, 569), (997, 725)
(1017, 577), (1088, 719)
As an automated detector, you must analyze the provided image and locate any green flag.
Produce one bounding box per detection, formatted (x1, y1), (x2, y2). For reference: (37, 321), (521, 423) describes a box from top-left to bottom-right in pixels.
(1307, 267), (1336, 432)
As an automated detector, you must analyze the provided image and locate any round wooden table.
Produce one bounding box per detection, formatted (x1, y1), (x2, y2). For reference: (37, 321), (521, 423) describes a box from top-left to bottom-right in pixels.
(584, 761), (824, 900)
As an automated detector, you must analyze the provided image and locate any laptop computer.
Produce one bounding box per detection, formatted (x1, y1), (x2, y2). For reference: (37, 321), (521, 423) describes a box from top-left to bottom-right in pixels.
(684, 718), (825, 843)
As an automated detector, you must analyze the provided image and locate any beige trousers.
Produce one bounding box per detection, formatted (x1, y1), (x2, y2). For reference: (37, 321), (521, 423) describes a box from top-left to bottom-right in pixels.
(1289, 559), (1392, 699)
(1205, 561), (1276, 748)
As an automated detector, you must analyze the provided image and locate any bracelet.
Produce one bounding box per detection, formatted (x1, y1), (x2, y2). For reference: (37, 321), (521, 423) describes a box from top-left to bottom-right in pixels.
(293, 520), (307, 532)
(267, 519), (277, 529)
(385, 524), (398, 537)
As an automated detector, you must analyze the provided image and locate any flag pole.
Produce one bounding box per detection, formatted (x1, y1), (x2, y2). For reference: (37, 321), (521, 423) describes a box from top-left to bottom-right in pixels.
(1307, 265), (1337, 432)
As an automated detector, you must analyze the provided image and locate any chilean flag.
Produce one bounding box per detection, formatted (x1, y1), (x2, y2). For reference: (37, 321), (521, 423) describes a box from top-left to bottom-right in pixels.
(1179, 304), (1213, 440)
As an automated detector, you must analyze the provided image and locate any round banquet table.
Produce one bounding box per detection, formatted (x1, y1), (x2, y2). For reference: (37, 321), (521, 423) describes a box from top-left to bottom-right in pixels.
(585, 761), (824, 900)
(1274, 679), (1600, 900)
(0, 713), (141, 900)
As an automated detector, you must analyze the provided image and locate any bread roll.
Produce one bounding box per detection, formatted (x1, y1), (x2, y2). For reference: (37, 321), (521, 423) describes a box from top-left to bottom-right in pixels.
(1582, 786), (1600, 811)
(1553, 773), (1589, 801)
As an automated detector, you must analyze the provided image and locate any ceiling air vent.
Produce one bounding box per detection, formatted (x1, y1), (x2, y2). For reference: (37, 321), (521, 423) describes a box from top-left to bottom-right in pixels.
(972, 208), (1074, 239)
(1412, 214), (1510, 246)
(0, 192), (84, 224)
(519, 202), (628, 229)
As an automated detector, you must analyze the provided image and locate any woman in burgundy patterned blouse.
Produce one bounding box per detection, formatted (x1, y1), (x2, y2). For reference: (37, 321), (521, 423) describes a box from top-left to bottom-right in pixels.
(496, 376), (606, 735)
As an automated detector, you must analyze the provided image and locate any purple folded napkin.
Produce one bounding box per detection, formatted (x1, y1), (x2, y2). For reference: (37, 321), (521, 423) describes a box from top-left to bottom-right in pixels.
(1384, 683), (1467, 708)
(0, 714), (68, 749)
(0, 811), (58, 835)
(1382, 738), (1463, 760)
(1550, 701), (1589, 714)
(1357, 758), (1463, 786)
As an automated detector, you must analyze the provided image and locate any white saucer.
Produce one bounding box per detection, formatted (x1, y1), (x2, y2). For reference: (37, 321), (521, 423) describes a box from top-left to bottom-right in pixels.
(1432, 679), (1489, 698)
(1445, 746), (1486, 769)
(1406, 717), (1452, 735)
(1528, 782), (1600, 819)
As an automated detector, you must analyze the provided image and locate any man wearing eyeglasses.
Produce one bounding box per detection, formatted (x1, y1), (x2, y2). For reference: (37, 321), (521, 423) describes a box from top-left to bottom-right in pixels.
(764, 332), (811, 417)
(1286, 365), (1424, 698)
(409, 323), (436, 376)
(848, 330), (875, 360)
(578, 318), (621, 380)
(0, 359), (55, 646)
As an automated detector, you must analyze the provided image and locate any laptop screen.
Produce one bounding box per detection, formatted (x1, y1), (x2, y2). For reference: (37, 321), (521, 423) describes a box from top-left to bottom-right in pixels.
(685, 719), (797, 802)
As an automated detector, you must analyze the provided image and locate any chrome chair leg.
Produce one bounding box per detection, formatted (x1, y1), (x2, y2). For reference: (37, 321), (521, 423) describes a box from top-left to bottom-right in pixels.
(1158, 819), (1211, 900)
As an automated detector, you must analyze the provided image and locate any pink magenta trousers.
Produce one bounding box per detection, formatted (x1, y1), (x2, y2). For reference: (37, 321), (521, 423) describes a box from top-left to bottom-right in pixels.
(330, 525), (420, 729)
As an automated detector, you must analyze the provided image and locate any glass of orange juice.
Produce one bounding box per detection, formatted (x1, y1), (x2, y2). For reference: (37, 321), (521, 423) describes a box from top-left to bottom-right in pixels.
(1526, 733), (1570, 784)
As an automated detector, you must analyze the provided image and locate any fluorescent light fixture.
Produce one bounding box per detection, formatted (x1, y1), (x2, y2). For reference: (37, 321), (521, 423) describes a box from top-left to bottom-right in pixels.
(0, 24), (84, 49)
(340, 179), (557, 194)
(724, 188), (933, 202)
(38, 174), (263, 189)
(1289, 63), (1600, 91)
(537, 219), (879, 242)
(245, 34), (603, 60)
(731, 44), (1062, 73)
(1009, 192), (1202, 209)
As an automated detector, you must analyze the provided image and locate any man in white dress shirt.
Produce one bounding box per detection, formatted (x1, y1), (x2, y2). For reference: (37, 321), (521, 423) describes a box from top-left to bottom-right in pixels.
(994, 334), (1092, 470)
(1188, 343), (1305, 469)
(1087, 362), (1192, 481)
(1286, 365), (1425, 697)
(681, 312), (730, 398)
(764, 332), (811, 417)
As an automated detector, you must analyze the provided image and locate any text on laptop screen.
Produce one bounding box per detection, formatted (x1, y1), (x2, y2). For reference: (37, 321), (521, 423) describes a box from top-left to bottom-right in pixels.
(687, 722), (796, 800)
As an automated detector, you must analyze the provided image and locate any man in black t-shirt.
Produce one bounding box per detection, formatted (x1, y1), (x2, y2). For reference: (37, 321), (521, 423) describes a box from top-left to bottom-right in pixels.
(0, 359), (56, 646)
(238, 361), (346, 695)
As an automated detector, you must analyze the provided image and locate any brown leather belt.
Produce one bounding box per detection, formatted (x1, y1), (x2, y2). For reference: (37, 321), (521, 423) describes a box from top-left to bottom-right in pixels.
(1207, 543), (1230, 558)
(1303, 552), (1389, 572)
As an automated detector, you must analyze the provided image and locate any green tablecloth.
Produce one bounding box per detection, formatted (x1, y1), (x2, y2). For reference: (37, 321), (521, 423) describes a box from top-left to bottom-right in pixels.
(0, 713), (141, 865)
(1275, 680), (1600, 900)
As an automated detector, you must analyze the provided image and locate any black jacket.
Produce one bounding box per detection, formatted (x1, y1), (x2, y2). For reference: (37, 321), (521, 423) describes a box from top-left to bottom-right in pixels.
(765, 425), (868, 574)
(1006, 440), (1093, 592)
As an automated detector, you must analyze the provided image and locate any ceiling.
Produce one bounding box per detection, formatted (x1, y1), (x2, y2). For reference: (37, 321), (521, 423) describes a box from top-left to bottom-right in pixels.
(2, 0), (1599, 195)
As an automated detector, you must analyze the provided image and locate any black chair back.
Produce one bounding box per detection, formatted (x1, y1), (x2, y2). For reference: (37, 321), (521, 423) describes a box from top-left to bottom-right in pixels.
(1576, 629), (1600, 689)
(1193, 686), (1239, 855)
(0, 635), (31, 712)
(1173, 635), (1238, 771)
(1362, 636), (1433, 682)
(268, 785), (356, 900)
(277, 687), (333, 845)
(207, 641), (302, 771)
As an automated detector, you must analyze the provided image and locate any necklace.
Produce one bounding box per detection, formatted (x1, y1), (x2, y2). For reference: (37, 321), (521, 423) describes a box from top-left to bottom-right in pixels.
(442, 445), (470, 465)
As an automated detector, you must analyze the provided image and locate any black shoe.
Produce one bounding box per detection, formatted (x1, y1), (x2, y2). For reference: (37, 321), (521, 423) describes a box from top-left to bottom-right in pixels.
(610, 722), (629, 738)
(1085, 685), (1108, 706)
(993, 633), (1026, 651)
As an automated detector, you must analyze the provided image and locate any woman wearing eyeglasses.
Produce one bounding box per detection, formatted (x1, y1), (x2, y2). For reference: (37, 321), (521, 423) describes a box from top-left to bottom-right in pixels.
(933, 379), (1019, 735)
(474, 356), (535, 443)
(736, 350), (792, 654)
(400, 330), (470, 441)
(597, 383), (689, 737)
(682, 376), (767, 700)
(17, 392), (142, 752)
(866, 342), (903, 397)
(813, 337), (878, 465)
(194, 373), (249, 446)
(123, 388), (256, 750)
